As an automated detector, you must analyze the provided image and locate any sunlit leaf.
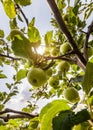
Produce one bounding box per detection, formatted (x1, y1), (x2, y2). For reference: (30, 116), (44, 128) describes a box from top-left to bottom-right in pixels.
(44, 31), (53, 47)
(0, 30), (4, 38)
(0, 73), (7, 78)
(28, 26), (41, 43)
(16, 69), (27, 81)
(28, 117), (39, 130)
(3, 0), (16, 19)
(10, 29), (33, 59)
(0, 104), (4, 111)
(39, 99), (70, 130)
(14, 0), (31, 6)
(82, 62), (93, 94)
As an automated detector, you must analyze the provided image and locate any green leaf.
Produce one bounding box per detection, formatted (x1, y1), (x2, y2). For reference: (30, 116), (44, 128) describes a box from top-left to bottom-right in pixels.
(82, 62), (93, 94)
(44, 31), (53, 47)
(16, 69), (27, 81)
(3, 0), (16, 19)
(0, 30), (4, 38)
(28, 26), (41, 47)
(39, 99), (70, 130)
(14, 0), (31, 6)
(0, 104), (4, 111)
(0, 73), (7, 78)
(29, 17), (35, 27)
(52, 110), (72, 130)
(10, 29), (33, 59)
(28, 117), (39, 130)
(9, 18), (18, 29)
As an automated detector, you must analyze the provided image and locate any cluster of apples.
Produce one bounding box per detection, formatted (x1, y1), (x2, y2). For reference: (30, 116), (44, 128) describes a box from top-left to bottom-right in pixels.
(10, 29), (80, 103)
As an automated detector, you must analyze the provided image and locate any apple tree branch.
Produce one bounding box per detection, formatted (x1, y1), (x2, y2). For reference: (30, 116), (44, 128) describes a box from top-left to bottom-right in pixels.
(0, 108), (38, 122)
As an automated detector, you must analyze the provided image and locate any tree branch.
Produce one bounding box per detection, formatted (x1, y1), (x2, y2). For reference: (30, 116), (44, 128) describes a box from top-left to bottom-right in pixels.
(0, 108), (38, 122)
(83, 21), (93, 61)
(46, 0), (87, 70)
(0, 53), (20, 60)
(15, 3), (29, 26)
(44, 51), (86, 70)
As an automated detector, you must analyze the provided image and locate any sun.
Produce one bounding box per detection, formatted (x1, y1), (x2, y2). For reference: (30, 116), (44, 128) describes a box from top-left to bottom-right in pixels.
(36, 44), (45, 55)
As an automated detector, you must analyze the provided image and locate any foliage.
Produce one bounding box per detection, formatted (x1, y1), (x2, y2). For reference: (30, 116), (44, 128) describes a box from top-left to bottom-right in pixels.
(0, 0), (93, 130)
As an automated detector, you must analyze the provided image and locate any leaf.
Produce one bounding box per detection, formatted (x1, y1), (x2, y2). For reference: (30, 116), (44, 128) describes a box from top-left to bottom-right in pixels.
(3, 0), (16, 19)
(9, 18), (18, 29)
(14, 0), (31, 6)
(28, 26), (41, 47)
(52, 110), (73, 130)
(16, 69), (27, 81)
(0, 73), (7, 78)
(39, 99), (70, 130)
(10, 29), (33, 58)
(82, 62), (93, 94)
(29, 17), (35, 27)
(28, 117), (39, 130)
(0, 30), (4, 38)
(44, 31), (53, 47)
(0, 104), (4, 111)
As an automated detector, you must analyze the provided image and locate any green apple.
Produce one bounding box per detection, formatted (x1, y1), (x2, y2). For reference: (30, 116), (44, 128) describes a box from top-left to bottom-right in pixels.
(48, 76), (59, 89)
(27, 67), (48, 87)
(57, 61), (70, 72)
(63, 87), (80, 103)
(60, 42), (71, 54)
(10, 29), (33, 59)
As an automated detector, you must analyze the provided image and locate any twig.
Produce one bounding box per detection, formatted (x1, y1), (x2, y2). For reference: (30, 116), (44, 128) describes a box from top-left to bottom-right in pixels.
(83, 21), (93, 61)
(0, 53), (20, 60)
(0, 108), (38, 122)
(15, 3), (29, 26)
(46, 0), (87, 70)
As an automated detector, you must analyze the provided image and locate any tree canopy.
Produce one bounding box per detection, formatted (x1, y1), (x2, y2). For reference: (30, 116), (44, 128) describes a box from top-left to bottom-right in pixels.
(0, 0), (93, 130)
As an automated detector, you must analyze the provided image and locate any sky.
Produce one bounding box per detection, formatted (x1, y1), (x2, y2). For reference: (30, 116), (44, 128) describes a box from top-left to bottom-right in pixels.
(0, 0), (55, 111)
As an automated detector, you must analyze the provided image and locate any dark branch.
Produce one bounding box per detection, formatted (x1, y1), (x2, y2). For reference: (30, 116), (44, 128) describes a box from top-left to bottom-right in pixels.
(0, 53), (20, 60)
(15, 3), (29, 26)
(0, 108), (38, 122)
(44, 51), (86, 70)
(83, 21), (93, 61)
(46, 0), (87, 70)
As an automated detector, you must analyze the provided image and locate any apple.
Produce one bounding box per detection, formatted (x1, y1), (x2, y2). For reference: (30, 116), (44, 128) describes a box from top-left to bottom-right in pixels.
(60, 42), (71, 54)
(63, 87), (80, 103)
(57, 61), (70, 72)
(48, 76), (59, 89)
(27, 67), (48, 87)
